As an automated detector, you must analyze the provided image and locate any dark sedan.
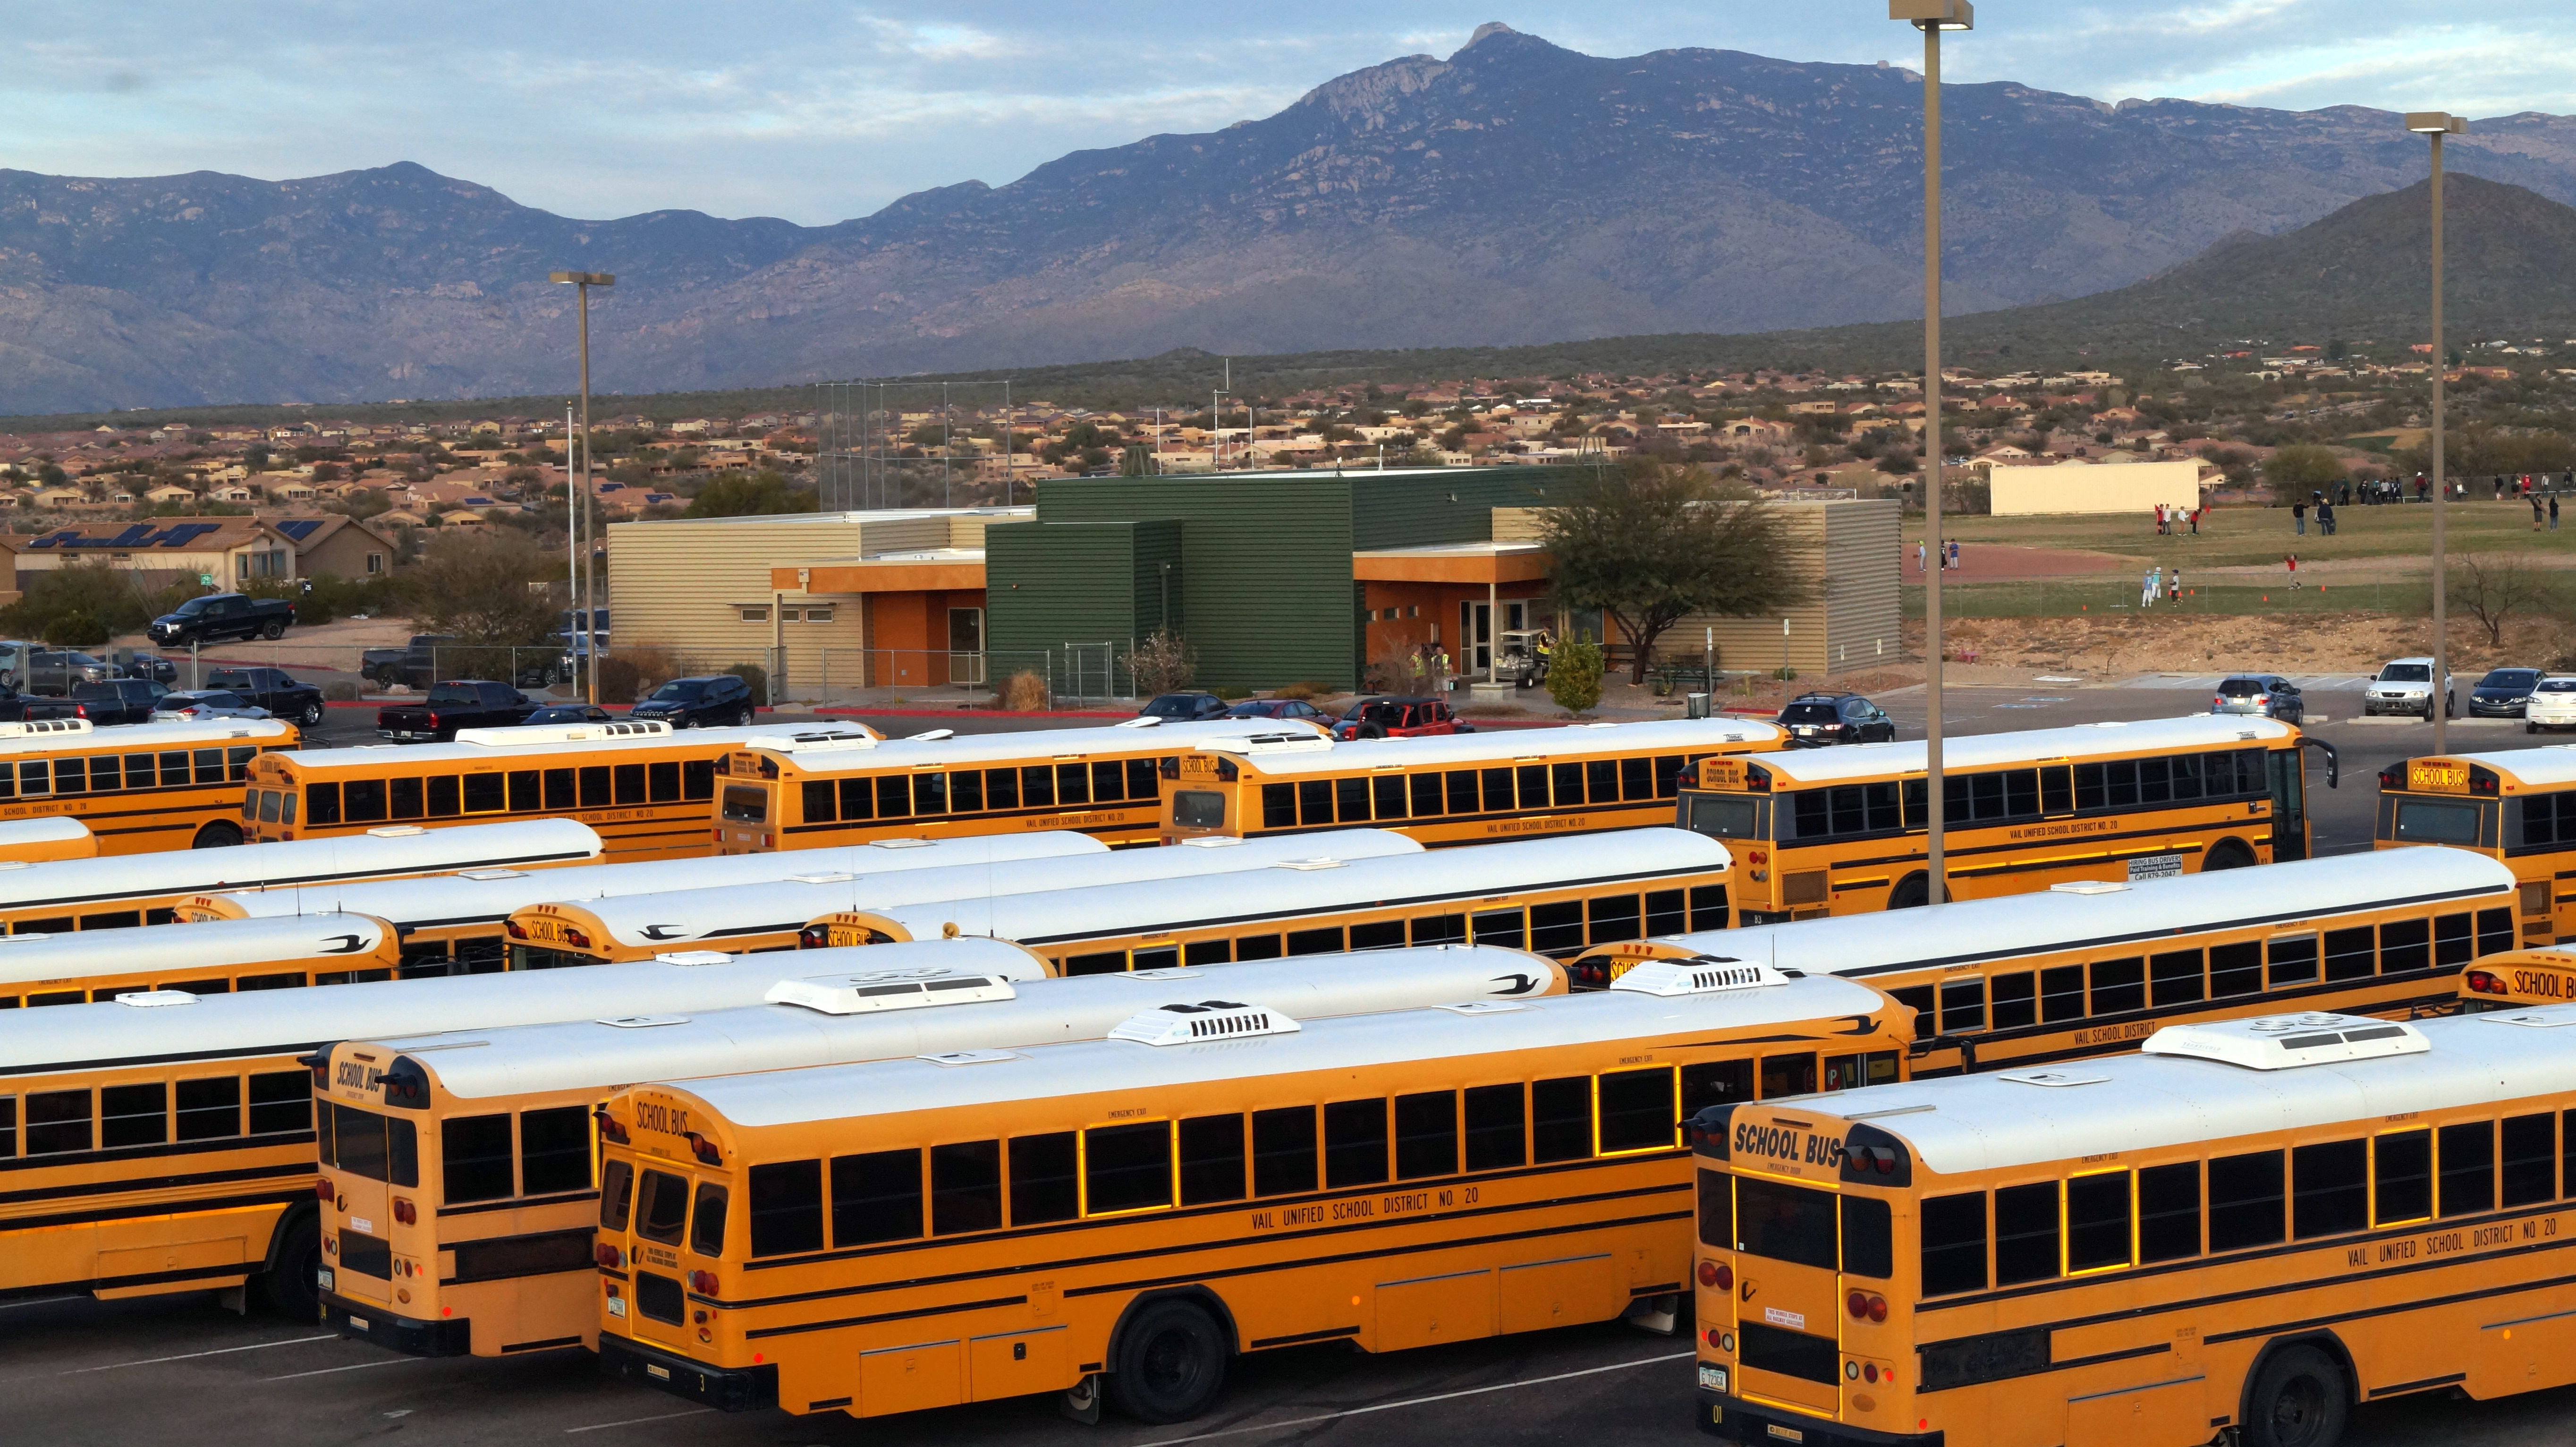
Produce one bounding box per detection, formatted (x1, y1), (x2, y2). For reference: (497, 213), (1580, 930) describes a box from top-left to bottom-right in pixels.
(1138, 692), (1229, 722)
(1226, 698), (1328, 724)
(1777, 691), (1896, 746)
(2470, 667), (2544, 718)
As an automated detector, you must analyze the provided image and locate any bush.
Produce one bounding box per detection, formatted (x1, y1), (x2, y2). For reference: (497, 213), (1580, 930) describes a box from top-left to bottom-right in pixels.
(1127, 629), (1196, 698)
(323, 680), (360, 702)
(724, 663), (769, 704)
(1002, 670), (1049, 711)
(594, 655), (645, 706)
(49, 610), (109, 649)
(1274, 680), (1336, 700)
(1546, 632), (1605, 714)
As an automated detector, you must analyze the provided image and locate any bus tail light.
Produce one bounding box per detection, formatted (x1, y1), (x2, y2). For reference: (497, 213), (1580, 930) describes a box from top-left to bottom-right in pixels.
(1706, 1261), (1732, 1292)
(685, 1132), (722, 1167)
(316, 1177), (337, 1202)
(798, 925), (828, 949)
(687, 1270), (719, 1295)
(392, 1197), (416, 1226)
(1848, 1291), (1887, 1322)
(596, 1243), (623, 1270)
(504, 920), (529, 940)
(595, 1107), (629, 1144)
(561, 925), (592, 949)
(2464, 969), (2510, 996)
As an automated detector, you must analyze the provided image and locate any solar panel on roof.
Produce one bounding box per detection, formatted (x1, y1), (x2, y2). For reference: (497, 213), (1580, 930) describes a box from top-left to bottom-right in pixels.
(274, 519), (322, 541)
(159, 523), (219, 548)
(109, 524), (151, 546)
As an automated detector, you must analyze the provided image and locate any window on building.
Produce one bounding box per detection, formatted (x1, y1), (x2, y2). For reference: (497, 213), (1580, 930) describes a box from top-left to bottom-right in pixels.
(738, 606), (770, 623)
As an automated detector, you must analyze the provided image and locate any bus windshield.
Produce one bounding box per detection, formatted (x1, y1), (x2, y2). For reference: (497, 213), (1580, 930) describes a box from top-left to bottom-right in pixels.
(1684, 794), (1764, 840)
(2393, 798), (2482, 844)
(1735, 1175), (1839, 1268)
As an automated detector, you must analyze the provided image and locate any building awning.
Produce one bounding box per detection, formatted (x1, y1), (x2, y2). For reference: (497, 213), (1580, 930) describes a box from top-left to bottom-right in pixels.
(772, 549), (987, 595)
(1351, 541), (1552, 585)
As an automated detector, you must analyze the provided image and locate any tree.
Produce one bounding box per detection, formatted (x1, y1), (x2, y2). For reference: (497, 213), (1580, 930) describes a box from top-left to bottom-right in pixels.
(685, 470), (818, 518)
(2262, 444), (2346, 502)
(1546, 632), (1604, 714)
(398, 529), (559, 644)
(1540, 460), (1814, 686)
(1128, 629), (1197, 698)
(2449, 553), (2554, 647)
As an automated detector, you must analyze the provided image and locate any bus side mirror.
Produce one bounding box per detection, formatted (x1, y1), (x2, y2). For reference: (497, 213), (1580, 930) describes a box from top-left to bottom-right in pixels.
(2303, 736), (2339, 790)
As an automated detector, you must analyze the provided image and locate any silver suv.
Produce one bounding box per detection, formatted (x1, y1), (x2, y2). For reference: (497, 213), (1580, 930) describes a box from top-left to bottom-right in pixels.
(2212, 674), (2305, 724)
(2364, 657), (2454, 719)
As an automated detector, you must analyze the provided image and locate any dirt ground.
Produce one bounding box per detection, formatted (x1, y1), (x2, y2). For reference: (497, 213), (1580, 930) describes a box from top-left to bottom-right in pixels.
(1917, 613), (2574, 681)
(1903, 544), (2136, 581)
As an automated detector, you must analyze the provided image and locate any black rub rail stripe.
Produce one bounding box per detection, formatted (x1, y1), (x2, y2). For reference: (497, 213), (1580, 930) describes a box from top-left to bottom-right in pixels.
(1252, 1325), (1362, 1348)
(0, 1130), (318, 1170)
(437, 1188), (599, 1219)
(0, 1185), (307, 1234)
(0, 1042), (331, 1079)
(1013, 863), (1728, 947)
(0, 1157), (313, 1207)
(2369, 1372), (2466, 1398)
(2205, 1262), (2576, 1347)
(781, 803), (1157, 838)
(2, 1258), (258, 1302)
(1917, 1341), (2172, 1395)
(1902, 982), (2461, 1076)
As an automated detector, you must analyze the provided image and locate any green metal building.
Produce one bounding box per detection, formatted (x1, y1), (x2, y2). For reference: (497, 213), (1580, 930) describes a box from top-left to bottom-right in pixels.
(985, 466), (1587, 692)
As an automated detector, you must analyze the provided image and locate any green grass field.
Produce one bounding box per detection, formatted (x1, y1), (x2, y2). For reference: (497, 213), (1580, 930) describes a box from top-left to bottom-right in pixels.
(1906, 498), (2576, 571)
(1904, 579), (2433, 620)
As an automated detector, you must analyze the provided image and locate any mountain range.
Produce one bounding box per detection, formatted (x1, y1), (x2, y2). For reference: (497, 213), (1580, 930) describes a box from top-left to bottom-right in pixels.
(11, 21), (2576, 415)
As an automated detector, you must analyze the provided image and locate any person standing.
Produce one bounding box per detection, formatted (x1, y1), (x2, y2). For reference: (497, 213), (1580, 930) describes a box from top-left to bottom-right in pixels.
(2554, 494), (2562, 532)
(2189, 506), (2201, 536)
(2535, 494), (2546, 530)
(2286, 553), (2300, 591)
(2141, 567), (2157, 610)
(2169, 565), (2184, 602)
(1916, 541), (1926, 575)
(2292, 499), (2306, 536)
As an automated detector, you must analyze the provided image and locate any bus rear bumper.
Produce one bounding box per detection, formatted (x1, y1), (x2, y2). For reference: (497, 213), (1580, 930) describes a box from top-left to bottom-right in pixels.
(1698, 1390), (1941, 1447)
(322, 1293), (470, 1356)
(597, 1332), (777, 1412)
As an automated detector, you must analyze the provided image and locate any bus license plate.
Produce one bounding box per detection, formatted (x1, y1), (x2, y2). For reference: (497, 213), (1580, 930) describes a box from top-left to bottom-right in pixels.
(316, 1268), (334, 1291)
(1698, 1363), (1729, 1393)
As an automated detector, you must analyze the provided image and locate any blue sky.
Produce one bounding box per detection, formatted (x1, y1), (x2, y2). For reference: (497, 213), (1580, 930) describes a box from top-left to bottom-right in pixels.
(11, 1), (2571, 225)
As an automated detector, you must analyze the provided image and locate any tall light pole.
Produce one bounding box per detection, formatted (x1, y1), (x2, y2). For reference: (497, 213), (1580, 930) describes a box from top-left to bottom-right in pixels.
(550, 270), (614, 703)
(2407, 112), (2464, 755)
(1892, 0), (1969, 903)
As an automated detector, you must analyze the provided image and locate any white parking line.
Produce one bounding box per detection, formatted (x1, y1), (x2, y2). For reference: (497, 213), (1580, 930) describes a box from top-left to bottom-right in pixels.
(1137, 1349), (1695, 1446)
(36, 1334), (339, 1379)
(262, 1356), (422, 1382)
(564, 1408), (713, 1433)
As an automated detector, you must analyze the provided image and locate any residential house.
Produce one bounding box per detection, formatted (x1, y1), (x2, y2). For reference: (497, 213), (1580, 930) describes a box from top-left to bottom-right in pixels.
(262, 515), (400, 579)
(3, 518), (299, 591)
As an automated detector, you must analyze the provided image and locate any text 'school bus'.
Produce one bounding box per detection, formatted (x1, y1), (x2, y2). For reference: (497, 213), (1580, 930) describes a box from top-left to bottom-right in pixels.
(0, 817), (601, 937)
(0, 912), (406, 1007)
(0, 936), (1040, 1317)
(801, 828), (1735, 980)
(316, 945), (1560, 1360)
(510, 830), (1423, 967)
(0, 716), (299, 853)
(0, 816), (96, 863)
(1677, 715), (2339, 924)
(1581, 849), (2517, 1078)
(242, 719), (881, 861)
(1157, 717), (1787, 849)
(177, 832), (1104, 977)
(593, 960), (1909, 1426)
(714, 718), (1317, 855)
(1689, 1007), (2576, 1447)
(2456, 946), (2576, 1011)
(2375, 749), (2576, 948)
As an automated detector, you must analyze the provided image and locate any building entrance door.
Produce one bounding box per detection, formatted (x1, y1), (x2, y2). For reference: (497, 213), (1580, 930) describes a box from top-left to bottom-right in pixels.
(1460, 600), (1528, 676)
(948, 608), (985, 687)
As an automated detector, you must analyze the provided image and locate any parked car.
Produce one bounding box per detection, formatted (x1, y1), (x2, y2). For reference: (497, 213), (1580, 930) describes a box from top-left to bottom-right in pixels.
(363, 634), (559, 690)
(377, 681), (541, 742)
(2210, 674), (2306, 724)
(1226, 698), (1329, 724)
(1333, 696), (1469, 740)
(361, 634), (455, 689)
(1138, 692), (1229, 722)
(2363, 657), (2455, 718)
(203, 667), (327, 728)
(147, 592), (295, 646)
(1776, 691), (1897, 745)
(2528, 677), (2576, 733)
(628, 674), (756, 729)
(18, 651), (112, 696)
(154, 689), (272, 722)
(106, 650), (180, 685)
(0, 686), (78, 723)
(69, 679), (172, 724)
(523, 703), (614, 726)
(2470, 667), (2544, 719)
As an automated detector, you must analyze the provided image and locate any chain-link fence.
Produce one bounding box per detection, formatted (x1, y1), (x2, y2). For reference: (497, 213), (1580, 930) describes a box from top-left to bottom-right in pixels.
(1904, 576), (2436, 620)
(809, 648), (1078, 711)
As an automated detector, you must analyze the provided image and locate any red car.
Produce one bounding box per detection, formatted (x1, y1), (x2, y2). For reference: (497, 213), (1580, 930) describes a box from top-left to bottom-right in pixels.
(1332, 695), (1472, 739)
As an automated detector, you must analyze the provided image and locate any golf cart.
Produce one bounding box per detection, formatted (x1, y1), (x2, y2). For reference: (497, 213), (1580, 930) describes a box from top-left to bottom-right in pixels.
(1494, 630), (1550, 689)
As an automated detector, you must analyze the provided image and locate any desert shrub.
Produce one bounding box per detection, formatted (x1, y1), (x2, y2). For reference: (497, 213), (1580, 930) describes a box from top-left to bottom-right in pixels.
(323, 680), (360, 701)
(1128, 630), (1195, 698)
(1002, 670), (1049, 711)
(48, 610), (109, 649)
(1547, 632), (1605, 714)
(594, 655), (645, 705)
(724, 663), (769, 704)
(1274, 680), (1337, 700)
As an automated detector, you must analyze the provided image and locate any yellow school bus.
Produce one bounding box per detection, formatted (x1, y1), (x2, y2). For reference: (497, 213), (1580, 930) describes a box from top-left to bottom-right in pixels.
(310, 945), (1559, 1358)
(2375, 749), (2576, 947)
(715, 719), (1308, 854)
(1679, 715), (2336, 923)
(244, 720), (881, 861)
(1692, 1005), (2576, 1447)
(0, 716), (298, 852)
(593, 961), (1909, 1424)
(802, 828), (1735, 983)
(0, 947), (1023, 1317)
(1158, 717), (1785, 848)
(0, 911), (407, 1006)
(2457, 946), (2576, 1010)
(0, 817), (95, 863)
(1582, 848), (2517, 1077)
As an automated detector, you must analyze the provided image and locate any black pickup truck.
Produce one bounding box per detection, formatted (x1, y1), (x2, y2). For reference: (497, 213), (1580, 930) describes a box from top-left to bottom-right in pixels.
(377, 680), (540, 742)
(364, 634), (559, 690)
(148, 593), (296, 646)
(204, 666), (326, 727)
(0, 687), (78, 723)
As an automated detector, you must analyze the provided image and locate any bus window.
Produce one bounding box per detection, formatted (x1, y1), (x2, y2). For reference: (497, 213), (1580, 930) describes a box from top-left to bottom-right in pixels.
(1597, 1069), (1674, 1153)
(1008, 1132), (1078, 1225)
(1464, 1085), (1525, 1171)
(800, 781), (835, 823)
(1411, 913), (1466, 946)
(836, 778), (874, 821)
(1645, 889), (1686, 936)
(2291, 1140), (2367, 1237)
(1993, 1181), (2060, 1285)
(1685, 793), (1761, 840)
(1888, 985), (1934, 1038)
(2151, 949), (2204, 1007)
(345, 779), (388, 823)
(1842, 1195), (1893, 1277)
(2394, 797), (2481, 843)
(1552, 762), (1582, 805)
(1347, 920), (1402, 951)
(1287, 927), (1344, 956)
(1336, 777), (1368, 824)
(1532, 1077), (1590, 1162)
(175, 1077), (241, 1141)
(1066, 951), (1127, 976)
(1480, 768), (1513, 812)
(521, 1106), (591, 1194)
(546, 769), (578, 809)
(1587, 894), (1640, 945)
(1324, 1099), (1390, 1187)
(2139, 1161), (2200, 1260)
(1296, 780), (1330, 826)
(636, 1168), (690, 1247)
(2210, 941), (2262, 997)
(1991, 972), (2036, 1030)
(246, 1072), (310, 1134)
(2067, 1171), (2132, 1272)
(1174, 791), (1225, 829)
(1087, 1121), (1173, 1212)
(1182, 940), (1229, 965)
(1408, 774), (1443, 818)
(1018, 766), (1053, 808)
(1758, 1054), (1816, 1098)
(600, 1160), (634, 1231)
(509, 770), (542, 812)
(2502, 1115), (2555, 1207)
(2380, 919), (2431, 973)
(1260, 784), (1294, 829)
(930, 1140), (1001, 1234)
(2440, 1122), (2494, 1217)
(1235, 934), (1281, 961)
(25, 1090), (90, 1153)
(689, 1183), (729, 1257)
(0, 1097), (14, 1153)
(2322, 927), (2375, 981)
(1446, 770), (1478, 814)
(1738, 1175), (1837, 1268)
(2268, 935), (2319, 986)
(428, 776), (461, 816)
(1132, 946), (1178, 970)
(830, 1149), (922, 1245)
(2090, 957), (2144, 1015)
(1688, 885), (1728, 931)
(1516, 764), (1548, 808)
(101, 1082), (166, 1149)
(1178, 1115), (1246, 1205)
(1372, 775), (1407, 820)
(1529, 901), (1582, 954)
(2373, 1129), (2432, 1225)
(1252, 1107), (1316, 1196)
(2478, 908), (2516, 956)
(579, 767), (612, 809)
(910, 770), (944, 815)
(1684, 1060), (1753, 1115)
(1939, 978), (1985, 1033)
(683, 760), (716, 801)
(611, 766), (644, 807)
(720, 787), (768, 824)
(1471, 909), (1525, 950)
(1055, 765), (1088, 807)
(1919, 1192), (1988, 1295)
(444, 1114), (514, 1202)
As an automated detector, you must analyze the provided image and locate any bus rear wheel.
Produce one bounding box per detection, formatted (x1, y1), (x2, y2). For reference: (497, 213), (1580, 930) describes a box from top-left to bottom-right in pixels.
(2203, 839), (2257, 870)
(191, 820), (243, 849)
(1107, 1297), (1228, 1424)
(259, 1209), (320, 1319)
(2245, 1345), (2347, 1447)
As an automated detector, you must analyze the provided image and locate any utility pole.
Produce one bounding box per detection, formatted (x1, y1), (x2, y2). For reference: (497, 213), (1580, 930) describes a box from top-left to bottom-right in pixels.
(548, 270), (613, 704)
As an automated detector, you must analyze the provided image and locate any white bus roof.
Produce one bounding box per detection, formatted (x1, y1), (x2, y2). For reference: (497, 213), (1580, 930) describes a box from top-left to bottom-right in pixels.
(1727, 715), (2297, 787)
(0, 817), (89, 845)
(191, 831), (1104, 932)
(265, 720), (869, 776)
(1635, 849), (2509, 980)
(2401, 745), (2576, 789)
(1189, 718), (1783, 777)
(646, 968), (1885, 1129)
(747, 719), (1322, 778)
(359, 945), (1559, 1100)
(0, 716), (296, 755)
(0, 912), (392, 988)
(1770, 1004), (2576, 1178)
(0, 817), (602, 913)
(566, 828), (1425, 950)
(0, 936), (1046, 1077)
(854, 828), (1730, 946)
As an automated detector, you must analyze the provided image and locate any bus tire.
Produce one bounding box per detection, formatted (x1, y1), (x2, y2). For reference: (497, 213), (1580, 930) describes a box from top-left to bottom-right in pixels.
(1106, 1295), (1229, 1424)
(191, 820), (244, 849)
(2203, 839), (2257, 871)
(258, 1206), (322, 1319)
(2243, 1343), (2347, 1447)
(1888, 873), (1931, 910)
